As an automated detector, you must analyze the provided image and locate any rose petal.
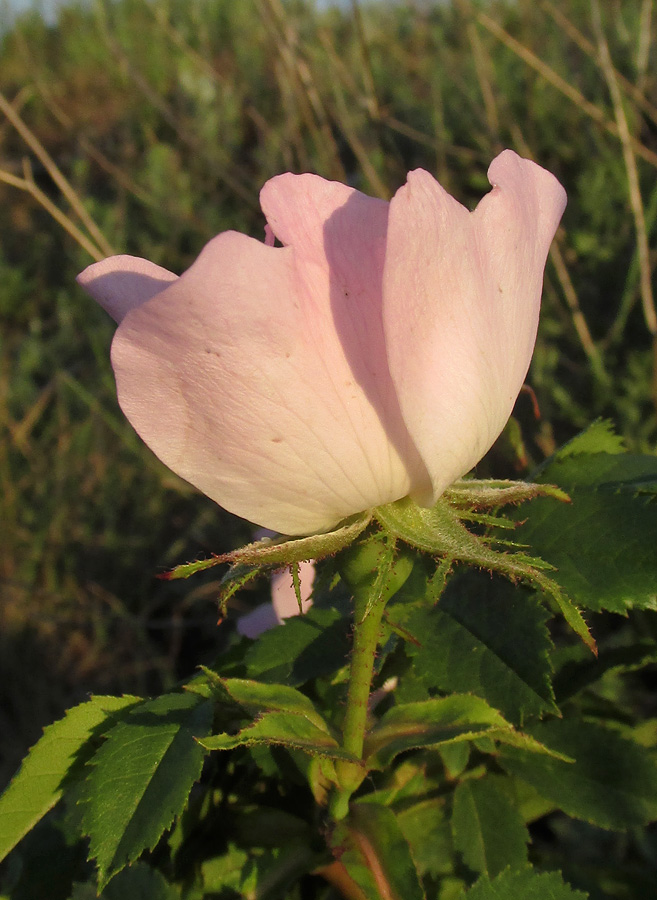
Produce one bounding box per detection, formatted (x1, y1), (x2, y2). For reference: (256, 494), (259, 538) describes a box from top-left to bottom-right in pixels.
(235, 559), (314, 638)
(104, 175), (428, 534)
(77, 255), (177, 323)
(236, 603), (279, 639)
(271, 560), (315, 620)
(383, 149), (566, 502)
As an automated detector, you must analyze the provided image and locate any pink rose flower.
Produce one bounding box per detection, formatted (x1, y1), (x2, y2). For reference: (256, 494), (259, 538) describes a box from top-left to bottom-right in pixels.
(78, 150), (566, 536)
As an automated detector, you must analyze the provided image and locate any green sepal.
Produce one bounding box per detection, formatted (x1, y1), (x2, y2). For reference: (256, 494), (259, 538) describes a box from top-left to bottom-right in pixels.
(162, 512), (371, 580)
(336, 532), (414, 617)
(374, 492), (594, 651)
(445, 478), (570, 510)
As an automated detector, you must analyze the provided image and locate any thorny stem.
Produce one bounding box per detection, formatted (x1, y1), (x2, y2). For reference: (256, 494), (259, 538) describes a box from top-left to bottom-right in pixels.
(329, 538), (398, 820)
(330, 588), (386, 820)
(342, 584), (388, 760)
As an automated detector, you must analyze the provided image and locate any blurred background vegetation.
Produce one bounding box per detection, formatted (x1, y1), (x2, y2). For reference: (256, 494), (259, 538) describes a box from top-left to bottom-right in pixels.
(1, 0), (656, 790)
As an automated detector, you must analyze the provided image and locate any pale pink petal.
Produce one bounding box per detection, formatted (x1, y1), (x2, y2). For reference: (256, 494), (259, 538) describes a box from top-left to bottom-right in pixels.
(237, 529), (313, 638)
(383, 150), (566, 501)
(77, 255), (177, 323)
(271, 560), (315, 620)
(106, 175), (428, 534)
(236, 603), (279, 639)
(235, 559), (314, 638)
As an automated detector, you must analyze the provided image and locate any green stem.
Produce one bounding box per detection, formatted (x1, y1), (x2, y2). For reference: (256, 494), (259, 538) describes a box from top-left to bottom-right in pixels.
(327, 535), (414, 820)
(340, 587), (388, 761)
(330, 589), (385, 821)
(329, 537), (400, 821)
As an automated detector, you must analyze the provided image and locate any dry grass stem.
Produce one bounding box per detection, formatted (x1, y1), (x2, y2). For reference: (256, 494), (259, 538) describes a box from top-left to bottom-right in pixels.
(550, 239), (609, 384)
(541, 1), (657, 127)
(457, 0), (501, 144)
(0, 160), (105, 261)
(591, 0), (657, 345)
(0, 89), (115, 257)
(350, 0), (382, 121)
(636, 0), (654, 95)
(316, 30), (390, 198)
(94, 3), (257, 208)
(510, 125), (608, 383)
(478, 11), (657, 170)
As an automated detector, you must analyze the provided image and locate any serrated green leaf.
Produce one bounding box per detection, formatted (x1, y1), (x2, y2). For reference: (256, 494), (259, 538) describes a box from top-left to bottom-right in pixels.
(440, 742), (471, 779)
(80, 692), (212, 890)
(244, 605), (351, 685)
(363, 696), (562, 770)
(515, 451), (657, 614)
(200, 842), (318, 899)
(200, 844), (251, 893)
(0, 695), (139, 864)
(485, 773), (558, 824)
(99, 862), (179, 900)
(554, 419), (625, 458)
(396, 797), (453, 878)
(499, 719), (657, 829)
(198, 710), (354, 759)
(461, 866), (588, 899)
(451, 778), (529, 877)
(196, 671), (333, 732)
(329, 802), (425, 900)
(390, 573), (557, 724)
(553, 641), (657, 703)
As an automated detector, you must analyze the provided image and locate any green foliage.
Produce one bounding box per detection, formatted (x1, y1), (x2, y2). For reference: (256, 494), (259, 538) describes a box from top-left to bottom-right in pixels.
(461, 867), (588, 900)
(512, 420), (657, 614)
(78, 692), (212, 890)
(244, 605), (351, 685)
(389, 575), (557, 724)
(396, 797), (454, 879)
(451, 778), (529, 878)
(363, 695), (562, 771)
(499, 718), (657, 830)
(98, 862), (179, 900)
(199, 710), (351, 759)
(329, 802), (426, 900)
(200, 670), (327, 722)
(0, 695), (138, 863)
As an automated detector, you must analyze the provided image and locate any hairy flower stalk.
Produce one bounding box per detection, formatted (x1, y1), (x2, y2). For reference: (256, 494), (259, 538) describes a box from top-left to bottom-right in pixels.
(330, 536), (414, 819)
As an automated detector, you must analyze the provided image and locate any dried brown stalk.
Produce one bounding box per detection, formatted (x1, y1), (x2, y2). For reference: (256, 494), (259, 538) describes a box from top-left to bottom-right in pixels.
(0, 89), (115, 257)
(477, 11), (657, 171)
(0, 159), (105, 261)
